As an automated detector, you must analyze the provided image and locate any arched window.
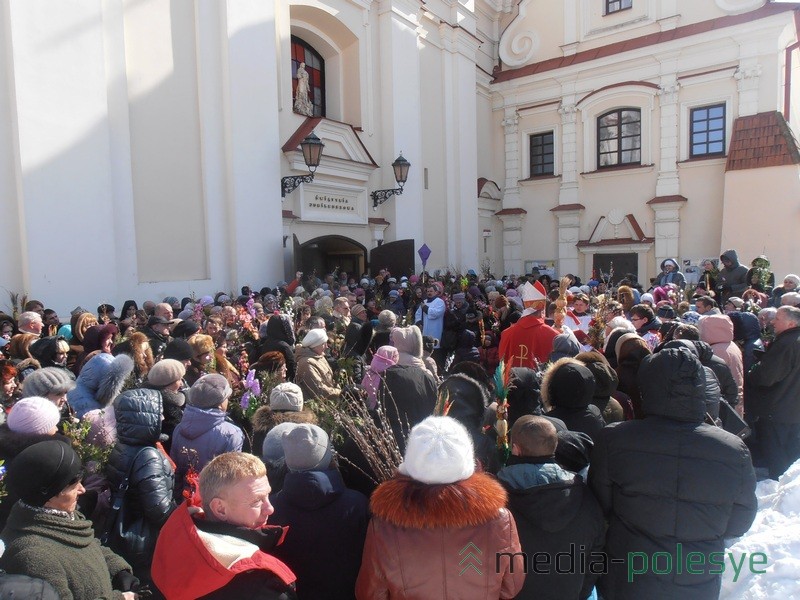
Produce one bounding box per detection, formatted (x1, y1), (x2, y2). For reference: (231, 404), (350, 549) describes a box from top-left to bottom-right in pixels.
(597, 108), (641, 167)
(291, 36), (325, 118)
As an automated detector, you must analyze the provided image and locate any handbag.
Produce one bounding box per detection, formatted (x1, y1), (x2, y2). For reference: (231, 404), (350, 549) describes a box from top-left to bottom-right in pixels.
(100, 447), (156, 566)
(718, 400), (751, 440)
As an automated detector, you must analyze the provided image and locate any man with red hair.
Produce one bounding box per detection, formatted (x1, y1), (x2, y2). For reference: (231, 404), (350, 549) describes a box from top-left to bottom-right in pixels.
(499, 280), (559, 369)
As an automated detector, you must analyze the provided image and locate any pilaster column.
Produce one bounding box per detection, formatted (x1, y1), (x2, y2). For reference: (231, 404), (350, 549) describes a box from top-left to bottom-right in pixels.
(551, 204), (584, 277)
(735, 61), (762, 117)
(558, 101), (579, 205)
(647, 196), (687, 269)
(501, 108), (521, 209)
(377, 0), (424, 269)
(656, 78), (681, 197)
(496, 208), (526, 276)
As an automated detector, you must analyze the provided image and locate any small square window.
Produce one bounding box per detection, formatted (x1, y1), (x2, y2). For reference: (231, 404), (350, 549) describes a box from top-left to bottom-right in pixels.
(606, 0), (632, 15)
(530, 132), (555, 176)
(690, 104), (726, 158)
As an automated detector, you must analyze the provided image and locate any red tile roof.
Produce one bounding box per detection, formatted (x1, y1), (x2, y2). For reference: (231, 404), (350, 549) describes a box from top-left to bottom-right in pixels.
(647, 195), (688, 205)
(493, 4), (799, 83)
(725, 111), (800, 171)
(494, 208), (528, 216)
(577, 237), (654, 247)
(550, 203), (586, 212)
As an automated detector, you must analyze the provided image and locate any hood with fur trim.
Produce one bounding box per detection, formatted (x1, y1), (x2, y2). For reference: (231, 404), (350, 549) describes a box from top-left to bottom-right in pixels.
(370, 472), (507, 530)
(67, 353), (134, 418)
(541, 357), (595, 409)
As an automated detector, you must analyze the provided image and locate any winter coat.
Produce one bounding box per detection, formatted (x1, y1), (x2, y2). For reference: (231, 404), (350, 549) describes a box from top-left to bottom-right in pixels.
(258, 316), (297, 382)
(67, 353), (134, 418)
(574, 351), (625, 424)
(589, 348), (757, 600)
(140, 326), (169, 361)
(542, 358), (605, 440)
(151, 502), (297, 600)
(451, 329), (481, 367)
(361, 347), (399, 410)
(378, 364), (437, 453)
(0, 427), (73, 532)
(270, 468), (369, 600)
(663, 340), (722, 419)
(654, 258), (686, 289)
(728, 310), (764, 372)
(169, 405), (244, 491)
(294, 347), (340, 401)
(499, 314), (560, 369)
(106, 389), (176, 575)
(692, 340), (740, 408)
(698, 314), (744, 405)
(0, 572), (59, 599)
(355, 473), (525, 600)
(439, 374), (501, 473)
(717, 249), (749, 300)
(498, 457), (605, 600)
(0, 503), (132, 600)
(746, 325), (800, 422)
(615, 337), (651, 419)
(506, 367), (545, 426)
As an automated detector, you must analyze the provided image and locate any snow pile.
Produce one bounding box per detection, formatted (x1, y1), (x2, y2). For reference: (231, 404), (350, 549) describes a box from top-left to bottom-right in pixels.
(720, 459), (800, 599)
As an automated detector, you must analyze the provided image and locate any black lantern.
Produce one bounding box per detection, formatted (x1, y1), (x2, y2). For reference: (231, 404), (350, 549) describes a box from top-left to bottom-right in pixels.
(372, 153), (411, 209)
(281, 132), (325, 198)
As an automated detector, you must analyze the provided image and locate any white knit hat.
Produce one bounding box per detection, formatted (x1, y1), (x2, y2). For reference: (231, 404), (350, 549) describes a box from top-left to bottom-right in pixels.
(301, 328), (328, 348)
(398, 416), (475, 484)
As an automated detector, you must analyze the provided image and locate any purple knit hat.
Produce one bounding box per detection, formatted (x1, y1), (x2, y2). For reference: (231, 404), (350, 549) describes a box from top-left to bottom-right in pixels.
(8, 397), (61, 435)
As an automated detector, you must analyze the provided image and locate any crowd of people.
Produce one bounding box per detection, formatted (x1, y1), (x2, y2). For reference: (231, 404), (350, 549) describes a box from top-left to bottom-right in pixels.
(0, 248), (796, 599)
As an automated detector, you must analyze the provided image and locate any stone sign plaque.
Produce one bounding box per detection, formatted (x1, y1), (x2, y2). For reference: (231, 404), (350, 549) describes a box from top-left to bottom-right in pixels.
(298, 183), (367, 225)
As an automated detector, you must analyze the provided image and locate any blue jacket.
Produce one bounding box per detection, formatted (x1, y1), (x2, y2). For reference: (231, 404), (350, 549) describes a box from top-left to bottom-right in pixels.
(169, 405), (243, 489)
(67, 353), (133, 418)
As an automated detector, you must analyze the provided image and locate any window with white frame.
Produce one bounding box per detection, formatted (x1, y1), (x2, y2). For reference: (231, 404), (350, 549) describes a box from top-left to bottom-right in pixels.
(605, 0), (632, 15)
(690, 104), (726, 158)
(529, 131), (555, 176)
(597, 108), (641, 168)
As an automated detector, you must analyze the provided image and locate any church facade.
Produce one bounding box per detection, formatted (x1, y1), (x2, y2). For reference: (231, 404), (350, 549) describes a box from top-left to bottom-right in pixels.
(1, 0), (799, 311)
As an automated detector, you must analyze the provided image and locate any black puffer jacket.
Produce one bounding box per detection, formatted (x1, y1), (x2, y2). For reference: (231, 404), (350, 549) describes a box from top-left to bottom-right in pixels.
(106, 388), (177, 576)
(589, 348), (757, 600)
(140, 382), (185, 454)
(258, 315), (297, 381)
(379, 364), (437, 453)
(663, 340), (721, 419)
(439, 374), (500, 473)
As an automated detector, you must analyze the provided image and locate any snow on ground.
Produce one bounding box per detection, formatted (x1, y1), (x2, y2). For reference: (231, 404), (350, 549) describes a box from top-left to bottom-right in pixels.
(720, 459), (800, 599)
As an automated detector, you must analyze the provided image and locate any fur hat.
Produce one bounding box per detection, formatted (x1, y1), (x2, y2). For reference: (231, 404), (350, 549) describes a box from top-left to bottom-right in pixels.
(301, 329), (328, 348)
(282, 424), (333, 472)
(7, 397), (61, 435)
(147, 359), (186, 388)
(270, 383), (304, 412)
(398, 416), (475, 485)
(21, 367), (76, 398)
(188, 374), (232, 409)
(6, 440), (83, 507)
(189, 334), (215, 358)
(262, 422), (298, 463)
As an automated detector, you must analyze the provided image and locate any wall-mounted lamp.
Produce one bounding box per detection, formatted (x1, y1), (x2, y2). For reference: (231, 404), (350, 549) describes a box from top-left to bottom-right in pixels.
(281, 132), (324, 198)
(371, 153), (411, 209)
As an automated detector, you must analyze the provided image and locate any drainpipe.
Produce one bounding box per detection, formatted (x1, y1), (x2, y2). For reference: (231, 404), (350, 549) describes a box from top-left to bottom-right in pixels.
(783, 9), (800, 122)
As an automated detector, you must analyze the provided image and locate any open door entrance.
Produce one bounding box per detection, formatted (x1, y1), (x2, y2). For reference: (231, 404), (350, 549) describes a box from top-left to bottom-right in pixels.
(592, 253), (638, 283)
(369, 239), (415, 276)
(298, 236), (367, 279)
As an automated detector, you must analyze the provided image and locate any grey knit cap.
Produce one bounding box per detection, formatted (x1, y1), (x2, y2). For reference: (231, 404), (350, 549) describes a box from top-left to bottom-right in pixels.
(21, 367), (76, 398)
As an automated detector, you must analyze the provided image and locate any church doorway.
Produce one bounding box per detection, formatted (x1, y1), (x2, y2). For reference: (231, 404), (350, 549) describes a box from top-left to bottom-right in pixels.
(297, 235), (367, 280)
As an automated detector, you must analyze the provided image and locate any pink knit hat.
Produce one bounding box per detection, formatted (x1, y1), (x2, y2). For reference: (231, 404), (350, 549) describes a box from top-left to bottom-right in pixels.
(7, 397), (61, 435)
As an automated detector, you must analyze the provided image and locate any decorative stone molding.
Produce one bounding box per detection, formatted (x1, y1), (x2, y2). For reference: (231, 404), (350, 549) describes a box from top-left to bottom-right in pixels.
(734, 62), (761, 117)
(498, 0), (540, 67)
(714, 0), (765, 15)
(734, 63), (762, 81)
(368, 217), (390, 247)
